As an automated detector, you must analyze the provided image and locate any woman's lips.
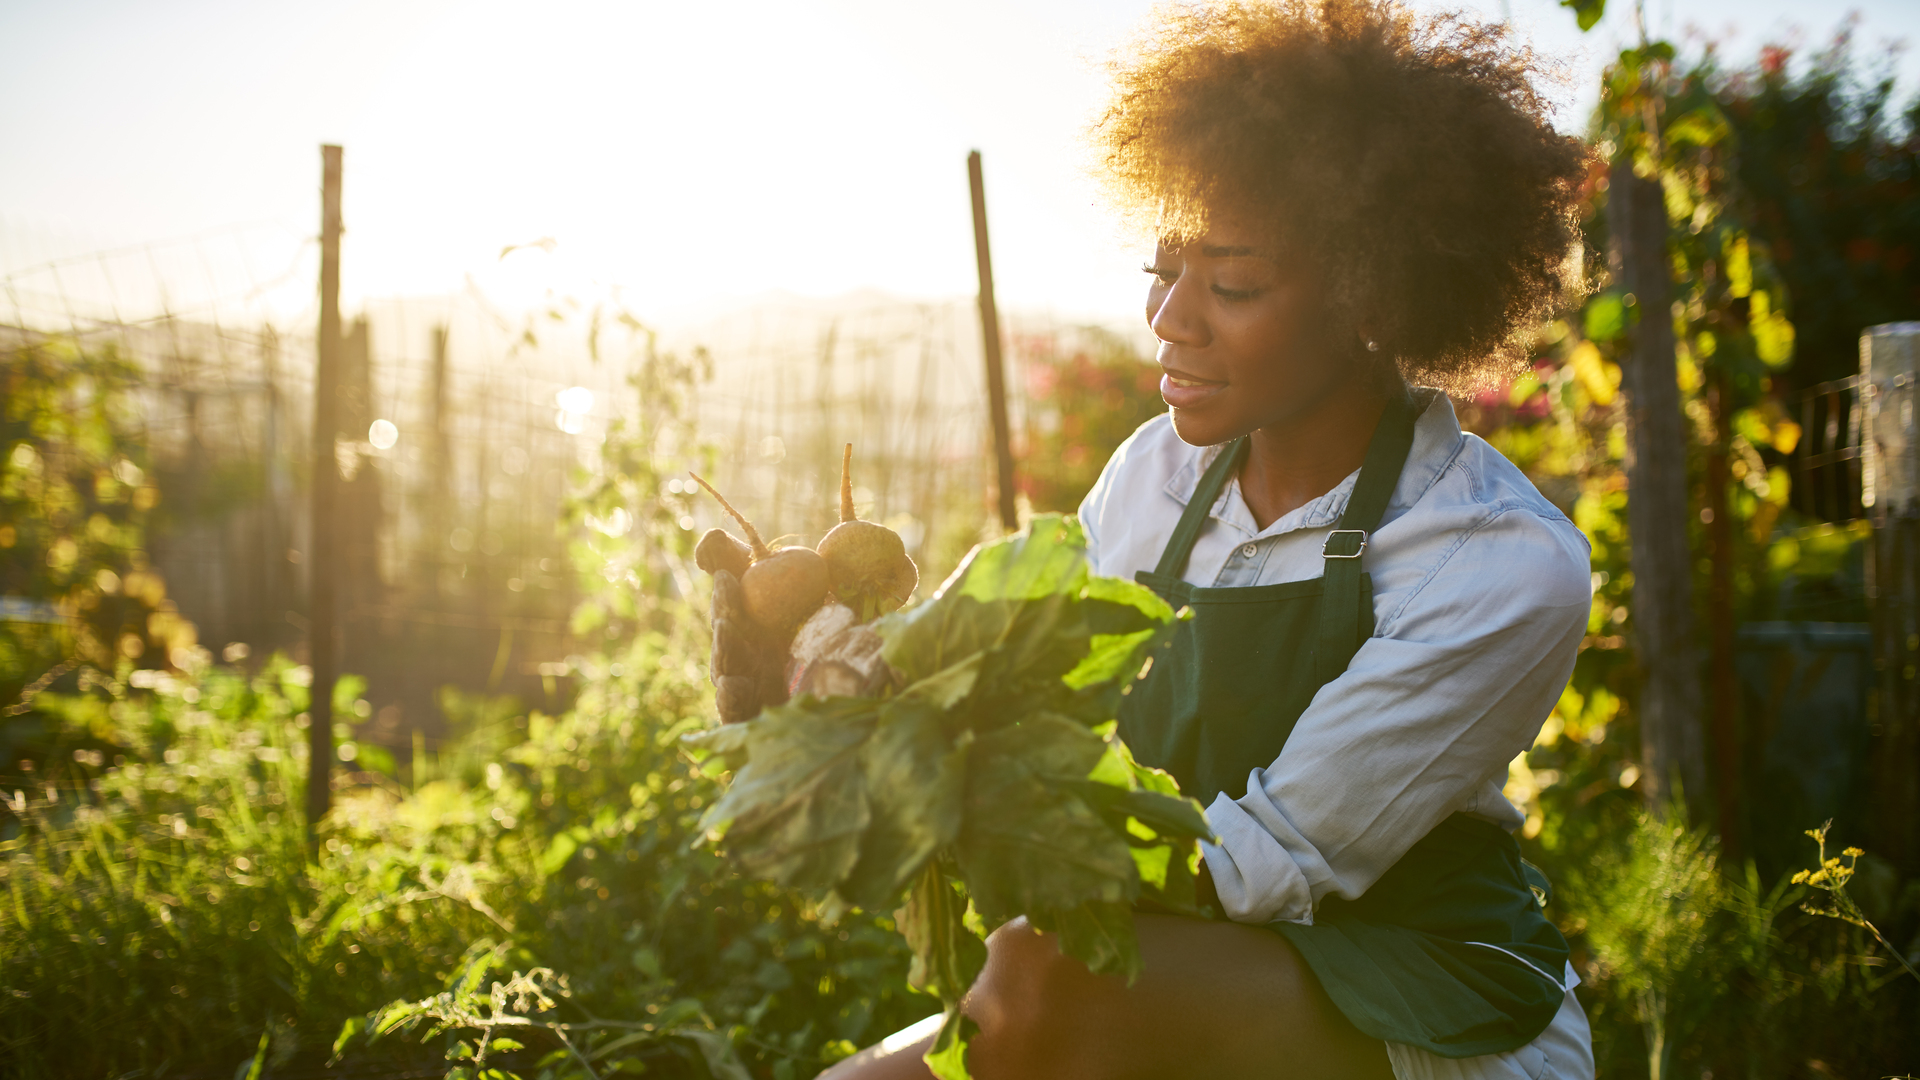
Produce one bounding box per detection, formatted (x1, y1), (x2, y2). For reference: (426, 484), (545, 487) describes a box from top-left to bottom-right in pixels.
(1161, 371), (1227, 408)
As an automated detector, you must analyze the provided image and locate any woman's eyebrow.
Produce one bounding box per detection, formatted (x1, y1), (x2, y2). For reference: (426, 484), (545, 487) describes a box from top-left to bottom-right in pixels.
(1199, 245), (1256, 257)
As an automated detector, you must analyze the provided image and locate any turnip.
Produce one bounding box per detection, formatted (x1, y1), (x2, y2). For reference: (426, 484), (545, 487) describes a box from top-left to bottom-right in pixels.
(690, 472), (830, 632)
(816, 445), (919, 620)
(694, 528), (752, 580)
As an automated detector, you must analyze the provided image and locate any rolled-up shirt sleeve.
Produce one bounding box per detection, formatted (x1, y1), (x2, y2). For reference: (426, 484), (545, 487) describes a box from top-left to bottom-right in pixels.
(1201, 505), (1592, 925)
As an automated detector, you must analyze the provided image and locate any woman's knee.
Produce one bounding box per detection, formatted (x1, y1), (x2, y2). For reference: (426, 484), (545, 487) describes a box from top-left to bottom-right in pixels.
(965, 919), (1070, 1048)
(963, 918), (1136, 1078)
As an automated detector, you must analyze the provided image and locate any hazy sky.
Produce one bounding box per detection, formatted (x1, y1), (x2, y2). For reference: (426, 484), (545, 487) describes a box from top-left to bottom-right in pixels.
(3, 0), (1914, 329)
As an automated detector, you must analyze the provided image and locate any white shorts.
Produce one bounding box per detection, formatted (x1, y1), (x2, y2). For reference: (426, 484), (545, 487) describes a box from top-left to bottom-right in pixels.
(1384, 964), (1594, 1080)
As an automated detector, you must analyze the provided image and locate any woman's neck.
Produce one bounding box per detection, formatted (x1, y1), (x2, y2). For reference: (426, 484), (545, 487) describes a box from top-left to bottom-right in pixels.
(1238, 377), (1392, 531)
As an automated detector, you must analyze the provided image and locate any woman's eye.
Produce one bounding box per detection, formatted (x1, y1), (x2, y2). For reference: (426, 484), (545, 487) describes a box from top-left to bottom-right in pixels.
(1211, 284), (1259, 301)
(1141, 263), (1179, 285)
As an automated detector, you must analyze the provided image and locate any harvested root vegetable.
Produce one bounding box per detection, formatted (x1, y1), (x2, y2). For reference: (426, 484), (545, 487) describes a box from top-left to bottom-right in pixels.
(817, 445), (919, 620)
(695, 528), (752, 580)
(786, 602), (894, 700)
(690, 472), (831, 632)
(741, 548), (831, 630)
(682, 515), (1206, 1079)
(789, 603), (858, 666)
(709, 570), (766, 722)
(714, 674), (758, 723)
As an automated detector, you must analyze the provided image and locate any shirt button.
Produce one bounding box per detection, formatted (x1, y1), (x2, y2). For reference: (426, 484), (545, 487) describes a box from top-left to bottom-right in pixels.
(1240, 543), (1258, 558)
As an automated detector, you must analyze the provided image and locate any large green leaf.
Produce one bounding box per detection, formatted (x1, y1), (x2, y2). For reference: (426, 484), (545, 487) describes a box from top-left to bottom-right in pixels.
(895, 863), (987, 1002)
(953, 716), (1136, 925)
(952, 514), (1090, 602)
(1032, 899), (1141, 982)
(1063, 629), (1159, 691)
(922, 1008), (979, 1080)
(1066, 781), (1212, 843)
(697, 697), (879, 890)
(878, 514), (1092, 680)
(1081, 572), (1174, 625)
(880, 591), (1090, 693)
(877, 515), (1174, 715)
(679, 720), (751, 776)
(840, 697), (973, 911)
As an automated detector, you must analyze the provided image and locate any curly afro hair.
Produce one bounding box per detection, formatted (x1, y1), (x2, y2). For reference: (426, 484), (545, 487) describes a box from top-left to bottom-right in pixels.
(1093, 0), (1590, 390)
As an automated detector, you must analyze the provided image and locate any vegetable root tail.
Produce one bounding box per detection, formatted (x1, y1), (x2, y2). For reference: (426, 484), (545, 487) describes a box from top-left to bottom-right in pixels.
(840, 443), (855, 524)
(690, 472), (772, 560)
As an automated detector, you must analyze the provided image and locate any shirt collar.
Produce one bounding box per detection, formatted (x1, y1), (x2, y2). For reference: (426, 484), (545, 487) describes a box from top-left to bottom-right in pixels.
(1160, 389), (1465, 540)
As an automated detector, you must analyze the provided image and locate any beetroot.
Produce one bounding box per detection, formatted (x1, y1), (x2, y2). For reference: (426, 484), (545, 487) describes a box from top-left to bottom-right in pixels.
(817, 445), (919, 620)
(690, 472), (831, 632)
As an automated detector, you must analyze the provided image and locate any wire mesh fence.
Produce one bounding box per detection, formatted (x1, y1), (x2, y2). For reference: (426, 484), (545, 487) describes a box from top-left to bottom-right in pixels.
(1, 221), (1149, 750)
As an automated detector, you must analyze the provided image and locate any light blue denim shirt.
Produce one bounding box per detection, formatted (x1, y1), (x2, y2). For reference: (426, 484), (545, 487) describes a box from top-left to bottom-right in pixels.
(1078, 393), (1592, 925)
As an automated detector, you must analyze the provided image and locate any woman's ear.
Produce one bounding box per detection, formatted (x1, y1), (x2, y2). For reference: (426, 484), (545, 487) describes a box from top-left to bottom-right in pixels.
(1355, 319), (1383, 354)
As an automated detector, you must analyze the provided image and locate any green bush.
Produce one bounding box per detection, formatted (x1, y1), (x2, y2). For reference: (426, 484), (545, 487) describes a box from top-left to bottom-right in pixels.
(1, 638), (923, 1078)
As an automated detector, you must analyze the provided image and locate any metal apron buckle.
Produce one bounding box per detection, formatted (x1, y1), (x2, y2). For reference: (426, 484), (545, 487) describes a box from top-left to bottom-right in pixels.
(1323, 529), (1368, 559)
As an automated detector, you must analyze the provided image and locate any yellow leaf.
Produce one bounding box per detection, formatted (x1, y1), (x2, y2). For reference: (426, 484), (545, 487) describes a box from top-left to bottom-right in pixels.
(1772, 420), (1801, 455)
(1754, 291), (1796, 366)
(1677, 355), (1702, 394)
(1726, 235), (1753, 298)
(1569, 341), (1620, 406)
(1508, 372), (1541, 408)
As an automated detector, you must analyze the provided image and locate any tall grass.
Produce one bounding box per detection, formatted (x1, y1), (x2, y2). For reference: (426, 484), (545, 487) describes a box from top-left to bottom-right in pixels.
(1, 638), (922, 1078)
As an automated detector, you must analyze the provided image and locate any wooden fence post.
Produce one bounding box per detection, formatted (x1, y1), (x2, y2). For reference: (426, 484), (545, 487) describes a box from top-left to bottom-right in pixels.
(429, 324), (451, 602)
(968, 150), (1019, 533)
(1705, 368), (1742, 859)
(1862, 321), (1920, 872)
(1609, 163), (1706, 812)
(307, 145), (342, 848)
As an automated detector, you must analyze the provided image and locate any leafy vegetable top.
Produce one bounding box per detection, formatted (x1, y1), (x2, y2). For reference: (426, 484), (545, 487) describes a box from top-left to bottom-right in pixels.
(685, 515), (1209, 1079)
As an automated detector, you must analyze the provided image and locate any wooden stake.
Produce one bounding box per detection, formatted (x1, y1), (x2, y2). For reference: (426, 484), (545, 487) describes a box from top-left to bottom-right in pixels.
(307, 144), (343, 849)
(1864, 324), (1920, 874)
(429, 324), (451, 601)
(1610, 162), (1704, 813)
(1704, 367), (1741, 859)
(969, 150), (1019, 533)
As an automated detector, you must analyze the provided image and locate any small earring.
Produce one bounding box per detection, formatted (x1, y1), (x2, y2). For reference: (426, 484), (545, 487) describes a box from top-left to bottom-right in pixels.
(1365, 339), (1381, 353)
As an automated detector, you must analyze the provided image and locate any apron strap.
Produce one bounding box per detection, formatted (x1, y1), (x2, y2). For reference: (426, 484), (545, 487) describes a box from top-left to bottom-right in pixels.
(1152, 438), (1249, 580)
(1315, 383), (1423, 682)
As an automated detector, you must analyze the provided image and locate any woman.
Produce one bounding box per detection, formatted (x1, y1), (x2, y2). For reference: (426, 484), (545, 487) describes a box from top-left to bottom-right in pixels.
(827, 1), (1594, 1077)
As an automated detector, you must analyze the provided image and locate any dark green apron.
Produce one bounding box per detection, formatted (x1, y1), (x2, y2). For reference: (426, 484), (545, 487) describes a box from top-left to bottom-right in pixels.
(1117, 387), (1570, 1059)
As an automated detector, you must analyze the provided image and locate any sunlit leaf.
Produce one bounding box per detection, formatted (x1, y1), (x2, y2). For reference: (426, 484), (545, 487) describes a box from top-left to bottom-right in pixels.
(1584, 293), (1628, 342)
(1560, 0), (1605, 31)
(840, 699), (972, 910)
(1034, 899), (1140, 981)
(697, 697), (878, 890)
(923, 1009), (979, 1080)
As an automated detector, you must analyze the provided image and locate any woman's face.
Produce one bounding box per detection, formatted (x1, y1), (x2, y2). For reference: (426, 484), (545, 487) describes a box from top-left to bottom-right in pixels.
(1144, 222), (1351, 447)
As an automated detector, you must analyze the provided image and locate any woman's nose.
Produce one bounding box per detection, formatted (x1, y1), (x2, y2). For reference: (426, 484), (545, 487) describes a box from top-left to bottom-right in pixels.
(1148, 276), (1209, 347)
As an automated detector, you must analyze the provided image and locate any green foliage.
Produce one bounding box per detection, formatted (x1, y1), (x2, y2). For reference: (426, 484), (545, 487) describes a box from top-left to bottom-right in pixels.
(343, 942), (752, 1080)
(685, 515), (1208, 1077)
(1719, 37), (1920, 386)
(1576, 814), (1731, 1080)
(1559, 0), (1605, 32)
(1, 657), (387, 1076)
(10, 34), (1920, 1072)
(1476, 24), (1920, 1074)
(1793, 821), (1920, 985)
(1, 340), (192, 753)
(1015, 330), (1165, 513)
(0, 635), (921, 1079)
(1, 332), (923, 1080)
(1539, 807), (1919, 1079)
